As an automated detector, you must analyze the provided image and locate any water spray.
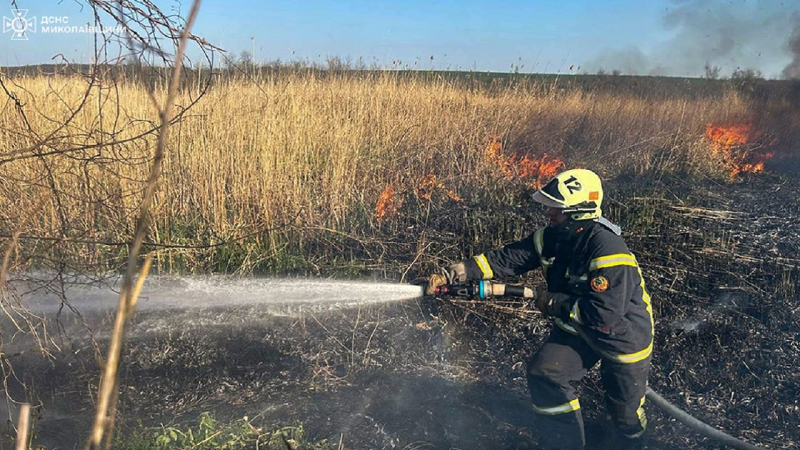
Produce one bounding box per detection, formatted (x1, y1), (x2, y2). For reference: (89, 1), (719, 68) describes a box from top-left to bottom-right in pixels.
(20, 276), (426, 314)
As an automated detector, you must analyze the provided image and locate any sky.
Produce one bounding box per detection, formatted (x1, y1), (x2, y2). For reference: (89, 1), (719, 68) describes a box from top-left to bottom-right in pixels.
(1, 0), (798, 78)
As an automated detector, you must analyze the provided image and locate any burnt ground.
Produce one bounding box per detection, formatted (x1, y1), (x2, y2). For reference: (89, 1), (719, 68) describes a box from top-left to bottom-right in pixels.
(1, 173), (799, 450)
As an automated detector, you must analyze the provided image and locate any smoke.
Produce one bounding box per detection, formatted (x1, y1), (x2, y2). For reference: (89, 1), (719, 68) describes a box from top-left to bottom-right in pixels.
(582, 47), (650, 75)
(582, 0), (800, 78)
(783, 18), (800, 79)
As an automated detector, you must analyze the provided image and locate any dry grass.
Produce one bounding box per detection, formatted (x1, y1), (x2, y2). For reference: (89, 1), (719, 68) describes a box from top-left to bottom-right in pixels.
(0, 71), (770, 274)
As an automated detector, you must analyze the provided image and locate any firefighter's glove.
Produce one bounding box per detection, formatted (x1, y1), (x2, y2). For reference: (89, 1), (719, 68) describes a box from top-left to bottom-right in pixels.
(444, 262), (467, 284)
(534, 286), (555, 316)
(424, 273), (447, 296)
(423, 262), (467, 295)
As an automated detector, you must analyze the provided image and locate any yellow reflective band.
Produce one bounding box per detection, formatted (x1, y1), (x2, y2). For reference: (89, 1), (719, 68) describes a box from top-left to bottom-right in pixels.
(637, 394), (646, 420)
(626, 427), (647, 439)
(473, 254), (494, 280)
(534, 228), (544, 256)
(633, 256), (656, 336)
(607, 340), (653, 364)
(532, 398), (581, 415)
(570, 301), (583, 324)
(534, 228), (552, 275)
(642, 289), (654, 331)
(555, 318), (578, 335)
(629, 396), (648, 438)
(589, 253), (638, 271)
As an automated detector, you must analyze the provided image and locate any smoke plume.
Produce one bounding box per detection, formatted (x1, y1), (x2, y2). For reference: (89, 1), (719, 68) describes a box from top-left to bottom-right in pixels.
(582, 0), (800, 78)
(783, 19), (800, 79)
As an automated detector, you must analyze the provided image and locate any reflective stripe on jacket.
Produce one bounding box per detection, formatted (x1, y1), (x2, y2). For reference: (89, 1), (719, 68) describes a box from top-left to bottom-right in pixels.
(463, 220), (653, 363)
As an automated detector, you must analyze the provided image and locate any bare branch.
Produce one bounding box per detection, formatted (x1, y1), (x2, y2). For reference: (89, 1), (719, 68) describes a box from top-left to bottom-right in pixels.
(85, 1), (203, 447)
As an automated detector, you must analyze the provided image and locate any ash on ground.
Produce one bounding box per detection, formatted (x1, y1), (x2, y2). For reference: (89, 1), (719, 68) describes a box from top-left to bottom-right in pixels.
(2, 174), (799, 450)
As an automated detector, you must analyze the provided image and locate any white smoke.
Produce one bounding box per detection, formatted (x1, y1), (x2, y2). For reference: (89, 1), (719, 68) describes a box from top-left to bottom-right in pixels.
(582, 0), (800, 78)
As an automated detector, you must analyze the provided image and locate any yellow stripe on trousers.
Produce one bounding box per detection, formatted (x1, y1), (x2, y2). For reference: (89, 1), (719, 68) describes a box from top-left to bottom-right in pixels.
(532, 398), (581, 415)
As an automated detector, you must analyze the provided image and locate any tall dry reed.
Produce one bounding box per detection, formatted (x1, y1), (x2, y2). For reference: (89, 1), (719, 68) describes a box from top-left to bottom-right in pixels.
(0, 71), (763, 274)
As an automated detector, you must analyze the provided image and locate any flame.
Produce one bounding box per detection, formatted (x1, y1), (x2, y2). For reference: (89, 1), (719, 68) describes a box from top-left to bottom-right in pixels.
(531, 155), (566, 188)
(415, 173), (462, 202)
(375, 185), (402, 223)
(376, 174), (463, 224)
(704, 123), (772, 177)
(486, 137), (564, 188)
(705, 124), (751, 152)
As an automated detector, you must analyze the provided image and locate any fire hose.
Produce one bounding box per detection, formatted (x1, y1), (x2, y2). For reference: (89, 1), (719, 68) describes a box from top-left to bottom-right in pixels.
(428, 280), (768, 450)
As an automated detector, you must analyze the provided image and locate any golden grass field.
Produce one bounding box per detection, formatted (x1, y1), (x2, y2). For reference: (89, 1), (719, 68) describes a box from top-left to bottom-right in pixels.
(0, 70), (781, 274)
(2, 69), (800, 450)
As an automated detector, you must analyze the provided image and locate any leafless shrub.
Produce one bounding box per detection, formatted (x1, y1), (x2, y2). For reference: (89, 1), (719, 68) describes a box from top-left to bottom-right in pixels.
(0, 0), (213, 447)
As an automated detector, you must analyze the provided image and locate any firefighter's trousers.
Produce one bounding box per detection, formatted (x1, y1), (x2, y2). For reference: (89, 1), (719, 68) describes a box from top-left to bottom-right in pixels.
(526, 327), (650, 450)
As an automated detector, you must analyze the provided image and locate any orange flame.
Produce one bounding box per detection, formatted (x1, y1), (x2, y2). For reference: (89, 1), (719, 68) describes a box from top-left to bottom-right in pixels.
(375, 185), (402, 223)
(414, 173), (463, 202)
(705, 124), (751, 153)
(704, 123), (772, 177)
(376, 174), (464, 224)
(531, 155), (566, 188)
(486, 137), (564, 188)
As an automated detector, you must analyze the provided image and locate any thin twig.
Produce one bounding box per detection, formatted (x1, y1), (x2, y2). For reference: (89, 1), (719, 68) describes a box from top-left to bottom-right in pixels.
(15, 403), (30, 450)
(86, 2), (202, 448)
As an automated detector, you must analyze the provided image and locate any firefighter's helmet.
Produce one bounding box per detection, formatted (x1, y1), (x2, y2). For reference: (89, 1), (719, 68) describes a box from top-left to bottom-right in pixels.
(532, 169), (603, 220)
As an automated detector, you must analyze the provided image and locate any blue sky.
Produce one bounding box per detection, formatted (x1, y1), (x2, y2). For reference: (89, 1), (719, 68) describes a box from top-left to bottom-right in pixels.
(1, 0), (798, 78)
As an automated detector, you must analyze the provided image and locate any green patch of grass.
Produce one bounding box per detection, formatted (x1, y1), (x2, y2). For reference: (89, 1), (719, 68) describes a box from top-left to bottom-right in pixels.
(112, 413), (331, 450)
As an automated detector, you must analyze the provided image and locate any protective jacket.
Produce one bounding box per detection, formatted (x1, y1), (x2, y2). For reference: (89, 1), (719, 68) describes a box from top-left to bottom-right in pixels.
(462, 218), (653, 364)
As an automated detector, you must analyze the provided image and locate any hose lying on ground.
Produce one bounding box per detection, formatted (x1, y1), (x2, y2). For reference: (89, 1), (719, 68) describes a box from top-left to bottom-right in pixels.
(646, 387), (768, 450)
(572, 321), (768, 449)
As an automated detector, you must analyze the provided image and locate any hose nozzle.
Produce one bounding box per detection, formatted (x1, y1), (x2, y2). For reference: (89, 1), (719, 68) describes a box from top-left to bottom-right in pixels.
(431, 281), (534, 300)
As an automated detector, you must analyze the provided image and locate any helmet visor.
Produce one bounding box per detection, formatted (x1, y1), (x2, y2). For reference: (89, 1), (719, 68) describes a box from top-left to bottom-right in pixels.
(532, 190), (564, 208)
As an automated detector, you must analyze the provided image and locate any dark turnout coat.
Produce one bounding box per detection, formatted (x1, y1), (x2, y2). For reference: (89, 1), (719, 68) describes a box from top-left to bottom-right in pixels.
(463, 219), (653, 364)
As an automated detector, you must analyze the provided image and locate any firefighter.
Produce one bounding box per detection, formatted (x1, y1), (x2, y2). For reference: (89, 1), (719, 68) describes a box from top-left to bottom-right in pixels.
(433, 169), (653, 450)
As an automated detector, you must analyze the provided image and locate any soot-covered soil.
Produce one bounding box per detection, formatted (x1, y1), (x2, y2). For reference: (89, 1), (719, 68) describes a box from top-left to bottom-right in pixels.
(2, 174), (799, 450)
